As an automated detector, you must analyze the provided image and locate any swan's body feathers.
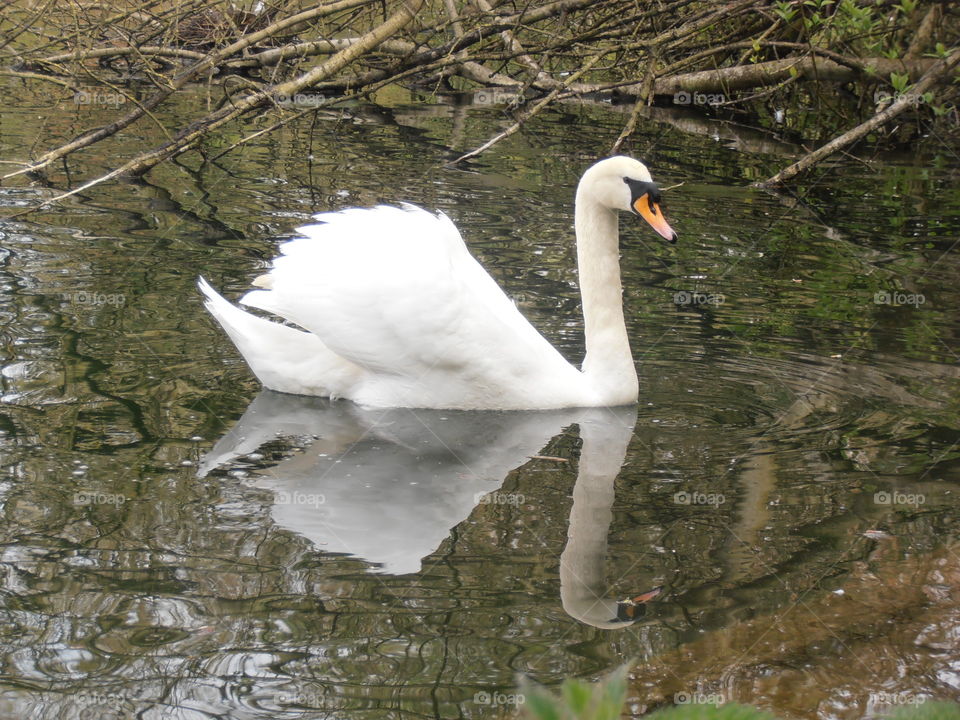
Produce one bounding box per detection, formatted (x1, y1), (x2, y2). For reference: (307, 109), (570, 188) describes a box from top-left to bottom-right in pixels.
(198, 277), (362, 397)
(204, 204), (586, 409)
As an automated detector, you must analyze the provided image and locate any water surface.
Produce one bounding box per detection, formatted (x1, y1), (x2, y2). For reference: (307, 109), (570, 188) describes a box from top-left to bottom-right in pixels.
(0, 81), (958, 719)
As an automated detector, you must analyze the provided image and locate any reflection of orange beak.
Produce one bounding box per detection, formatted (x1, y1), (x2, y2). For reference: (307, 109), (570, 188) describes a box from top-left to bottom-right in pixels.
(630, 586), (664, 604)
(616, 585), (664, 621)
(634, 194), (677, 242)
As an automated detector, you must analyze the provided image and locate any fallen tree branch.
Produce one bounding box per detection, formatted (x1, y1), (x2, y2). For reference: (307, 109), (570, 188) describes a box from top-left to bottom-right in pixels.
(2, 0), (955, 204)
(3, 0), (376, 181)
(654, 55), (939, 96)
(12, 0), (425, 212)
(0, 69), (76, 88)
(35, 45), (208, 65)
(610, 96), (646, 154)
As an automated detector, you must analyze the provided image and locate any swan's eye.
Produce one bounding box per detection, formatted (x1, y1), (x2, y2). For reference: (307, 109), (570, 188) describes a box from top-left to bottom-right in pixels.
(623, 177), (657, 205)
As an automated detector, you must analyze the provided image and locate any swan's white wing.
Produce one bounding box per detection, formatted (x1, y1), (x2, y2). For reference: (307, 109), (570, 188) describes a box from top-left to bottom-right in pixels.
(198, 277), (362, 397)
(240, 205), (584, 408)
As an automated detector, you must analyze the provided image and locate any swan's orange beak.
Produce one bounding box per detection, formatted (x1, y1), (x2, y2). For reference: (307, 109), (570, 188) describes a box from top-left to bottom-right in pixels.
(634, 194), (677, 243)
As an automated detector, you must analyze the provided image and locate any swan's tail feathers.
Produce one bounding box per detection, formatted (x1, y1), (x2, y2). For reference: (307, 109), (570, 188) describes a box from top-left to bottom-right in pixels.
(197, 277), (361, 397)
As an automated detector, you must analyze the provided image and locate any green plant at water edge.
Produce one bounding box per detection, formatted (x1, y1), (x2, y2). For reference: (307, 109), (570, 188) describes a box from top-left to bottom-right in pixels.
(645, 705), (777, 720)
(648, 706), (960, 720)
(887, 703), (960, 720)
(520, 664), (960, 720)
(520, 664), (773, 720)
(521, 663), (630, 720)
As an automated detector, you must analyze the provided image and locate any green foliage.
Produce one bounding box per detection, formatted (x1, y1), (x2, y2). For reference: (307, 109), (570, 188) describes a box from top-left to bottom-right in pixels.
(890, 72), (910, 94)
(520, 664), (960, 720)
(522, 664), (629, 720)
(838, 0), (875, 30)
(894, 0), (918, 16)
(647, 704), (777, 720)
(888, 703), (960, 720)
(800, 0), (918, 60)
(773, 1), (796, 23)
(926, 42), (950, 59)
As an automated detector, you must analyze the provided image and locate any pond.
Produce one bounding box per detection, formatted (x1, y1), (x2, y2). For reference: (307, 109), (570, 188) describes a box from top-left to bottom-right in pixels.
(0, 80), (958, 720)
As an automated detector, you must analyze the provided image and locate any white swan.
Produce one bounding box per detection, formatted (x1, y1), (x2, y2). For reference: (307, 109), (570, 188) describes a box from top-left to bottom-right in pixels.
(199, 156), (676, 410)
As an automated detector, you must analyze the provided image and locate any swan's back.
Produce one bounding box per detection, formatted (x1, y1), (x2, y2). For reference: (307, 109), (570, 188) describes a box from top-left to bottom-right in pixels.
(219, 204), (587, 409)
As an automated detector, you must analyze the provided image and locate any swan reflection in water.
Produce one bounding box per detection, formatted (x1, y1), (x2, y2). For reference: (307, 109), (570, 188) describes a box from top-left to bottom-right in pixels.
(199, 391), (662, 628)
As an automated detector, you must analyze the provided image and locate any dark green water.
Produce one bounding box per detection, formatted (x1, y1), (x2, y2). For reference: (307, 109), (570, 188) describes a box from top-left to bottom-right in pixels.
(0, 81), (958, 719)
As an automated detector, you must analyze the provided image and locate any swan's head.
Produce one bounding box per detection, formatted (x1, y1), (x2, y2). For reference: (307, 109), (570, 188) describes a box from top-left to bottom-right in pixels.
(579, 156), (678, 243)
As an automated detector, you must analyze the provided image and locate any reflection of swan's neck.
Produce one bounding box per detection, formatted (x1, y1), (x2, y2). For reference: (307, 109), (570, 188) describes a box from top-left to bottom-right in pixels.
(574, 186), (637, 404)
(560, 414), (639, 629)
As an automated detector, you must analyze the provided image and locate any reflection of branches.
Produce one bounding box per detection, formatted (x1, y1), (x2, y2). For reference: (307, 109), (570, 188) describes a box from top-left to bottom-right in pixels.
(4, 0), (377, 182)
(449, 52), (604, 166)
(0, 0), (56, 53)
(14, 0), (425, 212)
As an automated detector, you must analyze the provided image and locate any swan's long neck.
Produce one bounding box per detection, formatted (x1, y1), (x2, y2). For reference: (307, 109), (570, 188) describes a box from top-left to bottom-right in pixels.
(574, 188), (639, 405)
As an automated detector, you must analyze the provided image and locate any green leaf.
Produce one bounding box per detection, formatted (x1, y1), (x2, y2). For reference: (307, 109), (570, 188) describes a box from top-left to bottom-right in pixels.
(560, 679), (593, 716)
(600, 664), (629, 707)
(895, 0), (917, 16)
(890, 71), (910, 93)
(521, 688), (563, 720)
